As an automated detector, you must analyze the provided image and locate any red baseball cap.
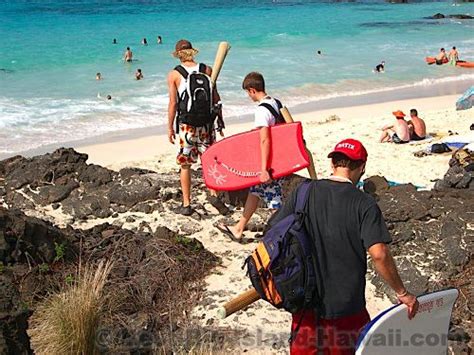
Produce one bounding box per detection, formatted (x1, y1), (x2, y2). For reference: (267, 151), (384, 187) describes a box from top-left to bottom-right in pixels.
(327, 138), (368, 162)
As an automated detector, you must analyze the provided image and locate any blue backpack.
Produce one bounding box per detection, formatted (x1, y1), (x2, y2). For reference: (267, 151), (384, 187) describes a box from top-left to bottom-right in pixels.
(245, 181), (318, 314)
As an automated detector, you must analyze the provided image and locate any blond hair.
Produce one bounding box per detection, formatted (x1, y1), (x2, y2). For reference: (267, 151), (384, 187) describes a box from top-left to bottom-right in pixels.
(174, 48), (198, 62)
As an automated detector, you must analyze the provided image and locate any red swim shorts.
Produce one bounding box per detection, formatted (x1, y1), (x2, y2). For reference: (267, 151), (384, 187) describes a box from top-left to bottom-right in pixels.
(290, 308), (370, 355)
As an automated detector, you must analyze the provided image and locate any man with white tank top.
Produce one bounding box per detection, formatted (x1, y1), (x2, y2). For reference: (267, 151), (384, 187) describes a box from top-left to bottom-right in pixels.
(167, 39), (228, 216)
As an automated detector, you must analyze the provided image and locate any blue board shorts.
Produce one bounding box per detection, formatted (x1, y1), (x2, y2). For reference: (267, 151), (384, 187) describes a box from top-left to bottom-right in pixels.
(249, 179), (283, 209)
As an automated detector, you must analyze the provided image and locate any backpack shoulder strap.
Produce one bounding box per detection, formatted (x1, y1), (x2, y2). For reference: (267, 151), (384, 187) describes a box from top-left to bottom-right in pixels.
(274, 99), (286, 124)
(275, 98), (283, 110)
(174, 65), (188, 80)
(259, 102), (281, 121)
(198, 63), (206, 74)
(295, 180), (312, 213)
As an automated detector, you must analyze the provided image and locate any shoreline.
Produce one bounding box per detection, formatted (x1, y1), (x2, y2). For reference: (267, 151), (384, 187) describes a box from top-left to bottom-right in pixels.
(77, 93), (466, 177)
(3, 77), (472, 161)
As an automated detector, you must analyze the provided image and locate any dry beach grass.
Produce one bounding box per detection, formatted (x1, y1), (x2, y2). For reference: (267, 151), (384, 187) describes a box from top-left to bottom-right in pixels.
(28, 260), (114, 355)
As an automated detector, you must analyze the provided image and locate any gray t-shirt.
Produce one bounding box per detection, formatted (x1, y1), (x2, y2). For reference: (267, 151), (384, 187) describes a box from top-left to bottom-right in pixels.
(270, 179), (392, 319)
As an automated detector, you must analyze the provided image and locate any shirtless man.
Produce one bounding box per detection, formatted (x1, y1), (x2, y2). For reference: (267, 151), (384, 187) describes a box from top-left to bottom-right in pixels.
(449, 46), (459, 65)
(407, 109), (426, 141)
(380, 110), (410, 144)
(124, 47), (133, 62)
(436, 48), (447, 65)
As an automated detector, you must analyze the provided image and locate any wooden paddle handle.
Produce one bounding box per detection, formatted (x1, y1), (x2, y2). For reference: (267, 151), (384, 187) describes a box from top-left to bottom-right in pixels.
(211, 42), (231, 85)
(217, 288), (261, 319)
(280, 107), (295, 123)
(281, 107), (317, 180)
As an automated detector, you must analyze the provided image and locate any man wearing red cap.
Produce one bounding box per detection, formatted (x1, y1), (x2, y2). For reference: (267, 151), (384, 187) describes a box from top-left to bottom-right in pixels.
(270, 139), (418, 355)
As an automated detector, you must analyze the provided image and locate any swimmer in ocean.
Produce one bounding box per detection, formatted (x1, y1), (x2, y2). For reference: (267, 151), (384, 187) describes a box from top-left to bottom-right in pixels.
(97, 93), (112, 100)
(124, 47), (133, 62)
(374, 61), (385, 73)
(142, 38), (148, 46)
(96, 72), (102, 80)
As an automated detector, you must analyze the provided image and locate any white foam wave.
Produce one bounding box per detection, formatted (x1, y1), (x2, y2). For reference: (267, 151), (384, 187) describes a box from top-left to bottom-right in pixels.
(279, 74), (474, 107)
(1, 74), (472, 155)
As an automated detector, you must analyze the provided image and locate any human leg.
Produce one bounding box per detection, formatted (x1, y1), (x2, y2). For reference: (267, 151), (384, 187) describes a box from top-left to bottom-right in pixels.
(176, 123), (199, 214)
(224, 180), (282, 237)
(195, 125), (229, 215)
(318, 308), (370, 355)
(208, 189), (230, 215)
(290, 310), (317, 355)
(217, 193), (260, 241)
(180, 165), (191, 207)
(232, 193), (260, 238)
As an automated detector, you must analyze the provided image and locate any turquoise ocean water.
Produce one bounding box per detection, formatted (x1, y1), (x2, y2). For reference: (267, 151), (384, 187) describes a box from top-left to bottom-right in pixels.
(1, 0), (473, 155)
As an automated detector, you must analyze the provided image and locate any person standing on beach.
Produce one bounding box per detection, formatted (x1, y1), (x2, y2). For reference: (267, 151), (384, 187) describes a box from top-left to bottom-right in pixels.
(124, 47), (133, 62)
(407, 109), (426, 141)
(380, 110), (410, 144)
(217, 72), (287, 243)
(167, 39), (228, 216)
(270, 139), (419, 354)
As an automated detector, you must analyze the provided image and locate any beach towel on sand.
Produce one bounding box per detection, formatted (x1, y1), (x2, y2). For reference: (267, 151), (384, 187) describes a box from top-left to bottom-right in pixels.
(407, 134), (434, 145)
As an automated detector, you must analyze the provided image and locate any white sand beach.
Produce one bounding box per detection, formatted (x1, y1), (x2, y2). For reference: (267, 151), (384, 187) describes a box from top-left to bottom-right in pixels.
(71, 93), (472, 353)
(80, 94), (470, 187)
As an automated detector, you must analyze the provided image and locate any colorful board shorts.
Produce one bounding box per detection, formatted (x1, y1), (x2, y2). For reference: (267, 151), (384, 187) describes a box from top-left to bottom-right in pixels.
(249, 179), (283, 209)
(176, 123), (215, 165)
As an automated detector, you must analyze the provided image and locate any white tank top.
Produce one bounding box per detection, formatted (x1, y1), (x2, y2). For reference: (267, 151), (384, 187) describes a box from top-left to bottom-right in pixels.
(177, 63), (200, 97)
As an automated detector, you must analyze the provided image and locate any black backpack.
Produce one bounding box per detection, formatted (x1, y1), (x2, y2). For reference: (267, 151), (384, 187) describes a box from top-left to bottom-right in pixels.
(175, 63), (215, 127)
(259, 98), (286, 124)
